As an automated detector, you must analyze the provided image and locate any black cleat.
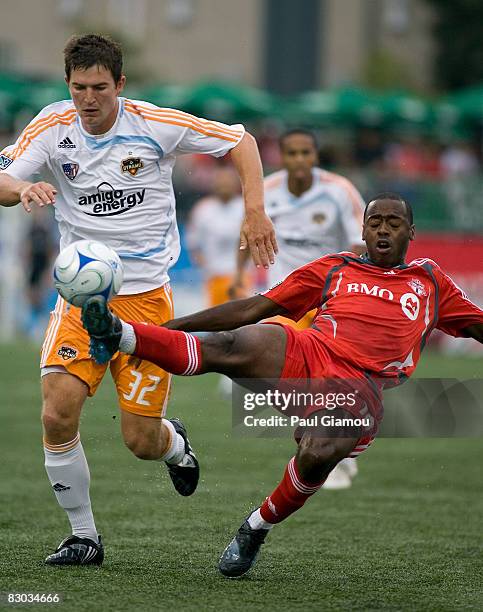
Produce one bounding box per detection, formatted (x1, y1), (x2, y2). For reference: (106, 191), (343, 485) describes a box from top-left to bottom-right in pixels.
(45, 535), (104, 566)
(218, 518), (269, 577)
(81, 296), (122, 364)
(166, 418), (199, 497)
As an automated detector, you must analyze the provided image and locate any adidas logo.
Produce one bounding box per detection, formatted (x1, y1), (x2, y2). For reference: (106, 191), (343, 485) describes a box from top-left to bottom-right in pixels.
(178, 454), (197, 468)
(58, 137), (76, 149)
(52, 482), (71, 492)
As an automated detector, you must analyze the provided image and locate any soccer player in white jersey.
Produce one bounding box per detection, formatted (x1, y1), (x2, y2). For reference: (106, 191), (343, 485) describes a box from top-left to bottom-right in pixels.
(0, 34), (276, 566)
(186, 166), (246, 307)
(232, 129), (365, 489)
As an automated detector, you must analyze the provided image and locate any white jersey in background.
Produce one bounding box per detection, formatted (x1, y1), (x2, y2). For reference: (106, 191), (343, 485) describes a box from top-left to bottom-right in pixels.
(0, 98), (244, 294)
(186, 195), (244, 278)
(264, 167), (365, 286)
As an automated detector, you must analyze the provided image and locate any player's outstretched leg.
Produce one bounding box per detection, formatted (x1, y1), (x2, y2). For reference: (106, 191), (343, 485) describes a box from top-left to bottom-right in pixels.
(81, 296), (286, 378)
(218, 421), (361, 578)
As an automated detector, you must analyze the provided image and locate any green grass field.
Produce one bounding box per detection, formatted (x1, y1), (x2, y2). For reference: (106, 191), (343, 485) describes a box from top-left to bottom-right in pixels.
(0, 343), (482, 611)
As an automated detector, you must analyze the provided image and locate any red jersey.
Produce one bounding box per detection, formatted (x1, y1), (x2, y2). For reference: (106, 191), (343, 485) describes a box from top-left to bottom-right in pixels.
(264, 253), (483, 384)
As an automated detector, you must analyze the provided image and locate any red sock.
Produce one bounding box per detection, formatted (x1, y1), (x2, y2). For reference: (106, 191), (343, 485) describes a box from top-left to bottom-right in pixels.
(130, 322), (202, 375)
(260, 457), (326, 524)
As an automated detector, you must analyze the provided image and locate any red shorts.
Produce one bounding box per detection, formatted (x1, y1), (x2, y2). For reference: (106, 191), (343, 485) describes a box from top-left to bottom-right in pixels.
(269, 323), (382, 447)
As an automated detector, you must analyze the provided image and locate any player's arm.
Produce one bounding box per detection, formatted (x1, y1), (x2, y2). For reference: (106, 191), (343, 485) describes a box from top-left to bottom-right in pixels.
(461, 324), (483, 343)
(435, 267), (483, 342)
(229, 132), (278, 269)
(164, 294), (286, 332)
(165, 256), (330, 332)
(0, 173), (56, 212)
(0, 113), (57, 212)
(170, 116), (277, 268)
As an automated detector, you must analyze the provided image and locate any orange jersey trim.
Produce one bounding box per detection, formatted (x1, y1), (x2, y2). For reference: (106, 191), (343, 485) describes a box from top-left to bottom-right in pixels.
(124, 100), (242, 138)
(319, 169), (364, 220)
(11, 109), (77, 159)
(264, 173), (285, 191)
(124, 102), (242, 143)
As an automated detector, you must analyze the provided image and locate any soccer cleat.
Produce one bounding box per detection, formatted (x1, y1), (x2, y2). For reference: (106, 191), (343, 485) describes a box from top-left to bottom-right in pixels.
(166, 418), (200, 497)
(45, 535), (104, 566)
(81, 296), (122, 364)
(322, 463), (352, 490)
(218, 518), (269, 577)
(322, 458), (358, 490)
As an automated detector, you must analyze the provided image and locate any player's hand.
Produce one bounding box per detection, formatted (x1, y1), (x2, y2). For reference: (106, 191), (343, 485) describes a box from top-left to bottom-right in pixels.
(240, 210), (278, 269)
(19, 181), (57, 212)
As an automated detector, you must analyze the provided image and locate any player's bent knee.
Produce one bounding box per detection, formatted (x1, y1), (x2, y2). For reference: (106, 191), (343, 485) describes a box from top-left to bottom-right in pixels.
(298, 436), (339, 468)
(200, 331), (239, 370)
(41, 409), (78, 438)
(41, 373), (87, 436)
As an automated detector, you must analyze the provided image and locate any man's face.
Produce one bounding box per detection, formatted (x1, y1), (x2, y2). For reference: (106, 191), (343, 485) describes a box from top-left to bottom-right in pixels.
(362, 199), (415, 268)
(280, 134), (318, 181)
(66, 65), (125, 135)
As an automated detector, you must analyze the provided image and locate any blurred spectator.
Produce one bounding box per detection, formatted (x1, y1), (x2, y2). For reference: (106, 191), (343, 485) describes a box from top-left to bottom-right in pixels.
(440, 141), (479, 178)
(354, 128), (385, 167)
(384, 135), (426, 180)
(420, 140), (442, 180)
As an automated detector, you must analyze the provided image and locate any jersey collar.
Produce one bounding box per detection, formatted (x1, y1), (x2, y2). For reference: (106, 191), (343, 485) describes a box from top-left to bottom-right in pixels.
(358, 253), (409, 270)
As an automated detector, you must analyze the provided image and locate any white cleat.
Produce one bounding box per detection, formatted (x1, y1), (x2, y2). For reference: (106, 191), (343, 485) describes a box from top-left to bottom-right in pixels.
(341, 457), (358, 478)
(322, 464), (352, 490)
(322, 458), (358, 490)
(218, 374), (232, 399)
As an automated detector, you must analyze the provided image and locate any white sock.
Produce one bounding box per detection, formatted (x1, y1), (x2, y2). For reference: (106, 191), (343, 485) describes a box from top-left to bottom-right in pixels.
(120, 321), (137, 354)
(247, 507), (274, 531)
(44, 434), (98, 543)
(159, 419), (186, 465)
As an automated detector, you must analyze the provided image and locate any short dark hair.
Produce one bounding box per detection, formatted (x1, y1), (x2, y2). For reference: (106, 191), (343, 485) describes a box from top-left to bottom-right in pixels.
(279, 129), (318, 151)
(64, 34), (123, 83)
(364, 192), (413, 225)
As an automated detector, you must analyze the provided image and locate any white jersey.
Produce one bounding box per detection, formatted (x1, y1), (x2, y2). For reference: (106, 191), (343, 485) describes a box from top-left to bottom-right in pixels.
(0, 98), (244, 294)
(264, 168), (365, 286)
(186, 195), (244, 278)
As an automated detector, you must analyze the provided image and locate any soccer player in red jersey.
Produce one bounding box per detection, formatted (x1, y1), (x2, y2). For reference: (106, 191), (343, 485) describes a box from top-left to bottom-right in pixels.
(82, 194), (483, 577)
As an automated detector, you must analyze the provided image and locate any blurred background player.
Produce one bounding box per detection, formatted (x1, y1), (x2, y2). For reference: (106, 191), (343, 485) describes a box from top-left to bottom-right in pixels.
(0, 33), (276, 566)
(186, 165), (249, 397)
(233, 128), (366, 489)
(186, 166), (247, 308)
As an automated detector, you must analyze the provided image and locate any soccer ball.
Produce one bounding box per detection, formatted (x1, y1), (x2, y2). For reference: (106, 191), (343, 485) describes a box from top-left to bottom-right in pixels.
(53, 240), (124, 307)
